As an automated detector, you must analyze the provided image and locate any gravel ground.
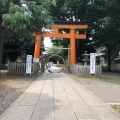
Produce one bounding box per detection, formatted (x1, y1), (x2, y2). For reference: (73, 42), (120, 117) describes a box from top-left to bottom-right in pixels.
(0, 71), (40, 115)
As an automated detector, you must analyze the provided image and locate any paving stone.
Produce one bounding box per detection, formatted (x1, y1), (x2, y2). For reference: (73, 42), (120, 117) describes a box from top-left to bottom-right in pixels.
(64, 88), (77, 94)
(54, 98), (70, 105)
(82, 97), (106, 107)
(39, 94), (53, 101)
(45, 81), (53, 83)
(54, 90), (65, 95)
(74, 87), (88, 93)
(92, 107), (120, 120)
(29, 87), (43, 93)
(55, 105), (77, 120)
(43, 85), (53, 88)
(54, 91), (67, 99)
(36, 100), (54, 110)
(19, 96), (39, 106)
(53, 84), (61, 87)
(42, 89), (53, 93)
(70, 101), (88, 107)
(6, 106), (35, 120)
(54, 87), (64, 90)
(67, 94), (83, 101)
(78, 92), (93, 98)
(26, 91), (41, 97)
(1, 72), (120, 120)
(31, 118), (54, 120)
(44, 85), (53, 88)
(62, 84), (71, 87)
(73, 106), (99, 119)
(54, 95), (67, 100)
(32, 109), (54, 119)
(78, 119), (100, 120)
(53, 81), (61, 84)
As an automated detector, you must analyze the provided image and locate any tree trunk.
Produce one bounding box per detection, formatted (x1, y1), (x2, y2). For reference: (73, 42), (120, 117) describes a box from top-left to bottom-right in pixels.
(107, 47), (112, 71)
(0, 26), (5, 71)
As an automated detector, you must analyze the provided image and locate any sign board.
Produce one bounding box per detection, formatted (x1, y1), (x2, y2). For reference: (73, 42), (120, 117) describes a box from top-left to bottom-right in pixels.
(26, 55), (32, 75)
(33, 58), (39, 63)
(90, 53), (96, 74)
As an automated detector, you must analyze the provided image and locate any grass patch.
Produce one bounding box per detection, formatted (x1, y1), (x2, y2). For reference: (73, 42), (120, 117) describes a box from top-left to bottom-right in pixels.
(87, 77), (120, 85)
(83, 77), (120, 85)
(72, 74), (120, 85)
(99, 77), (120, 84)
(111, 105), (120, 113)
(72, 76), (79, 81)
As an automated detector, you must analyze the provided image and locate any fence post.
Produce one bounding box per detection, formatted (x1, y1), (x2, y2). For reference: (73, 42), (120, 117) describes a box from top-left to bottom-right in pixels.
(8, 61), (10, 71)
(100, 65), (102, 75)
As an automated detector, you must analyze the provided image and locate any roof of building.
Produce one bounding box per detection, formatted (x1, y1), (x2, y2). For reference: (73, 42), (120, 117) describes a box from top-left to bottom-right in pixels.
(54, 21), (92, 25)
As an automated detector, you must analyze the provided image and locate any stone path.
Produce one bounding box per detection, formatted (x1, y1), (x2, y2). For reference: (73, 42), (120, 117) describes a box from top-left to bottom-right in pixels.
(0, 73), (120, 120)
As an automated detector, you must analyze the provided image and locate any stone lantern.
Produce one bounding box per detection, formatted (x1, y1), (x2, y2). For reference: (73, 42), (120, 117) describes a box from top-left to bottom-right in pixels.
(82, 51), (90, 65)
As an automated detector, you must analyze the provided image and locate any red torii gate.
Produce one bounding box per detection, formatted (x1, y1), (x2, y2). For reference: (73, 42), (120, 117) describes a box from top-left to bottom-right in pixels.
(34, 22), (88, 65)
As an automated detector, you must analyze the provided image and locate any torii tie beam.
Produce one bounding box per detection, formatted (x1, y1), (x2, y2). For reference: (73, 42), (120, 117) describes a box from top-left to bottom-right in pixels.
(34, 22), (88, 65)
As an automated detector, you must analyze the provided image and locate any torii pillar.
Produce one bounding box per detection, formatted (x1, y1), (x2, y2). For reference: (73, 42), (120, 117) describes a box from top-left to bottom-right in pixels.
(34, 22), (88, 65)
(34, 34), (42, 59)
(70, 29), (76, 65)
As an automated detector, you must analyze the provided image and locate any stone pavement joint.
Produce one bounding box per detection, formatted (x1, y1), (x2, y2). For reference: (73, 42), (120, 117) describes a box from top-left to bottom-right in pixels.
(0, 73), (120, 120)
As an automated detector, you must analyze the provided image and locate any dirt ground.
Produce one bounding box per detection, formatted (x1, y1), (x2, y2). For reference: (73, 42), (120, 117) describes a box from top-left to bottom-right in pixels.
(0, 70), (40, 115)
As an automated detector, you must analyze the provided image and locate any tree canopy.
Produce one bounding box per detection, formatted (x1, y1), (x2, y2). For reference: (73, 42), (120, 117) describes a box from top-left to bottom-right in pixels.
(0, 0), (120, 71)
(2, 0), (53, 33)
(0, 0), (53, 68)
(3, 30), (35, 62)
(48, 0), (120, 70)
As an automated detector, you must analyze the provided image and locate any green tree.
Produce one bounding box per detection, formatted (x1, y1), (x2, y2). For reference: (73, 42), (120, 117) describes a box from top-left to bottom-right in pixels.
(3, 30), (35, 62)
(48, 0), (103, 63)
(93, 0), (120, 71)
(0, 0), (9, 69)
(49, 0), (120, 69)
(0, 0), (53, 70)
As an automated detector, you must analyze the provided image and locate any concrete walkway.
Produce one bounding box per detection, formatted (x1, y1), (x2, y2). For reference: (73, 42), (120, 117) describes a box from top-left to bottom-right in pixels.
(0, 73), (120, 120)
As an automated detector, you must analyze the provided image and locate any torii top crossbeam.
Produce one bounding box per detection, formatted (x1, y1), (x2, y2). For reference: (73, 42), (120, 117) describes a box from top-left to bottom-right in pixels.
(34, 21), (89, 65)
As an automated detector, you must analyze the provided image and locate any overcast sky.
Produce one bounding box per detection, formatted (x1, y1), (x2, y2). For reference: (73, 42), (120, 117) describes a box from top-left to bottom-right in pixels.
(43, 37), (52, 48)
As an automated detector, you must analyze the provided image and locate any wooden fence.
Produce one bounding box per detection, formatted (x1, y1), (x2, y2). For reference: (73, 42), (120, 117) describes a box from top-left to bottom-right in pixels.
(8, 62), (39, 74)
(70, 65), (102, 75)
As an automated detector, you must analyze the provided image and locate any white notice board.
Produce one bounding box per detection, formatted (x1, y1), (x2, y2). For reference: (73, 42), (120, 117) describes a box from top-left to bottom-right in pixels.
(26, 55), (32, 75)
(90, 53), (96, 74)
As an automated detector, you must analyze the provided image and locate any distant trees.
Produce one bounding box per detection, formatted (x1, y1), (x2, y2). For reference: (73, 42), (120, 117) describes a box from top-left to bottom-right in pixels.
(48, 45), (63, 56)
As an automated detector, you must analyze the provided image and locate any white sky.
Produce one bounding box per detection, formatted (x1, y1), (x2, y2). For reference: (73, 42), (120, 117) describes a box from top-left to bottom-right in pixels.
(43, 37), (53, 48)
